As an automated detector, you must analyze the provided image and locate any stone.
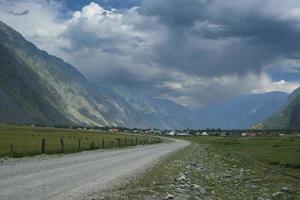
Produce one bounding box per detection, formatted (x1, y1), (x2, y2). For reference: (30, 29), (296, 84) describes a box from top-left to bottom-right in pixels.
(271, 192), (283, 198)
(281, 187), (290, 193)
(192, 184), (206, 194)
(175, 188), (185, 193)
(175, 173), (186, 182)
(190, 161), (197, 166)
(165, 193), (174, 200)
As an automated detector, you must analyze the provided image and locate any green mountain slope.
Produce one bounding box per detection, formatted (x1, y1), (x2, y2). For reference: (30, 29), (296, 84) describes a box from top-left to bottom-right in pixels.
(253, 87), (300, 129)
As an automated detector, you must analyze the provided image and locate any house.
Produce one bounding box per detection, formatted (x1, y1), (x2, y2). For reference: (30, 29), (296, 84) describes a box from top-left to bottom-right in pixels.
(109, 128), (118, 133)
(177, 132), (190, 136)
(145, 130), (153, 134)
(201, 132), (208, 136)
(241, 132), (256, 137)
(167, 130), (176, 136)
(220, 133), (227, 137)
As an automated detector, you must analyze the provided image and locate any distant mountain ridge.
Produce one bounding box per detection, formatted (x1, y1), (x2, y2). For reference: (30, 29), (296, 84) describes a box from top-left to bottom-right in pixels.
(191, 92), (289, 129)
(253, 87), (300, 129)
(0, 21), (290, 129)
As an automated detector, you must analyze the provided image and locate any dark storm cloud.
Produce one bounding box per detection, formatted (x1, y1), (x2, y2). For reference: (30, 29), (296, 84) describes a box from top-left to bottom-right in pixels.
(58, 0), (300, 105)
(138, 0), (300, 77)
(210, 13), (300, 53)
(2, 0), (300, 106)
(139, 0), (207, 27)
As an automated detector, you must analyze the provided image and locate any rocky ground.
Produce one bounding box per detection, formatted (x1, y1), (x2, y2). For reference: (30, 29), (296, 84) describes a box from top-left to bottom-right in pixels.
(98, 143), (299, 200)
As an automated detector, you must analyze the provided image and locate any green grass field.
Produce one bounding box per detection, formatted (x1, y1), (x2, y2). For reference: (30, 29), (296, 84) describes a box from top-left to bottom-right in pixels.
(0, 124), (161, 157)
(185, 136), (300, 178)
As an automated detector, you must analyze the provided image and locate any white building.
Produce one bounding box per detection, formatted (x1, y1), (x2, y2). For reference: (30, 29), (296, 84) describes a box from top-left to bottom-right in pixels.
(177, 132), (189, 136)
(201, 132), (208, 136)
(167, 130), (176, 136)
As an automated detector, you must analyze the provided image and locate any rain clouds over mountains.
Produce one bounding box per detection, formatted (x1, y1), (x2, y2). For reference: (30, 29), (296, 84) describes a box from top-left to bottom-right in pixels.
(0, 21), (290, 129)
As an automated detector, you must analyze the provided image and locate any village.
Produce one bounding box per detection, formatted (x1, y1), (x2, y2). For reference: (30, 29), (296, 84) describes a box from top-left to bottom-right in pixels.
(106, 127), (298, 137)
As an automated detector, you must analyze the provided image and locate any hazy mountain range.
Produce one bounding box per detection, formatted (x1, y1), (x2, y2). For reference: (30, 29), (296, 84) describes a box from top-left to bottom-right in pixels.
(0, 21), (295, 129)
(192, 92), (289, 129)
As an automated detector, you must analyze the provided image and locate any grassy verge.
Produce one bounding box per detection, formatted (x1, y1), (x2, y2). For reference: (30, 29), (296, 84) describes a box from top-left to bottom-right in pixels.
(0, 123), (161, 157)
(101, 136), (300, 200)
(187, 136), (300, 178)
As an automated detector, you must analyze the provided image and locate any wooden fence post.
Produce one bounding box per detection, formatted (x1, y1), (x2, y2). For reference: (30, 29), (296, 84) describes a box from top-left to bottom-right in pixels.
(60, 138), (64, 153)
(136, 137), (138, 145)
(125, 136), (127, 147)
(102, 138), (105, 149)
(41, 138), (46, 154)
(78, 138), (81, 151)
(90, 142), (95, 150)
(116, 138), (121, 147)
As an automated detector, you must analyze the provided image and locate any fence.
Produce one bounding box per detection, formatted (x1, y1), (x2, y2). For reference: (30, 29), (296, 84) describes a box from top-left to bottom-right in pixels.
(4, 134), (162, 157)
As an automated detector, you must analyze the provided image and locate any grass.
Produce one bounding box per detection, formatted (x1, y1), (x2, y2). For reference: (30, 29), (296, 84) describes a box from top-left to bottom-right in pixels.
(185, 136), (300, 177)
(102, 135), (300, 199)
(0, 123), (161, 157)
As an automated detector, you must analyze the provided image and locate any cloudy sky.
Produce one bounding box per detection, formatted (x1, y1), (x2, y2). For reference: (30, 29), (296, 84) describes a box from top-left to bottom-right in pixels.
(1, 0), (300, 106)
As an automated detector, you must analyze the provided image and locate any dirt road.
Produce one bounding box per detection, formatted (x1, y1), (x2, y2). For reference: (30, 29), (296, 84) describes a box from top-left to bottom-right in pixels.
(0, 138), (189, 200)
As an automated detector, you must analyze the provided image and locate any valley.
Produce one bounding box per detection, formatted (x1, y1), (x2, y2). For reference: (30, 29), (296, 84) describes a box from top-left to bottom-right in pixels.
(0, 1), (300, 200)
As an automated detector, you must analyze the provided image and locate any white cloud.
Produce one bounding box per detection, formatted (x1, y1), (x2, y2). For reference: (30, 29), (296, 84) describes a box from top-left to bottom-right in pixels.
(253, 75), (300, 94)
(0, 0), (66, 53)
(1, 0), (300, 106)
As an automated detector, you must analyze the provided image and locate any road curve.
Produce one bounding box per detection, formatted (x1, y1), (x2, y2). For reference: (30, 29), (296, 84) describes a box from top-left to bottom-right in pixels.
(0, 138), (189, 200)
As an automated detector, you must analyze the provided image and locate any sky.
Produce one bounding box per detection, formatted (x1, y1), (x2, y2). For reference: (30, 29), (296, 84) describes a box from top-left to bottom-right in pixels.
(1, 0), (300, 107)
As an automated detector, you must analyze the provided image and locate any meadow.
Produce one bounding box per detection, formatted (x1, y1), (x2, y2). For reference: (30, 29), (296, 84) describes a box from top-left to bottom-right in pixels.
(104, 135), (300, 199)
(0, 124), (161, 157)
(186, 135), (300, 178)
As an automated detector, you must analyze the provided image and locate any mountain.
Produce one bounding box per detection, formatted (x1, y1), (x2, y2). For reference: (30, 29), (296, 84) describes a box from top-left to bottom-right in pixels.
(99, 86), (193, 129)
(191, 92), (289, 129)
(0, 21), (290, 129)
(0, 21), (191, 128)
(0, 21), (138, 127)
(253, 88), (300, 129)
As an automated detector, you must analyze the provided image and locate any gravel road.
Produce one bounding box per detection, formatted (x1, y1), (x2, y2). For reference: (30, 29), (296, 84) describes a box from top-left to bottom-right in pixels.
(0, 138), (189, 200)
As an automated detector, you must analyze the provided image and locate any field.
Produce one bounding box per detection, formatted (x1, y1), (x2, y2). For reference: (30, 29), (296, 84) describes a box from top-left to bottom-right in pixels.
(102, 135), (300, 200)
(0, 124), (161, 157)
(187, 136), (300, 177)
